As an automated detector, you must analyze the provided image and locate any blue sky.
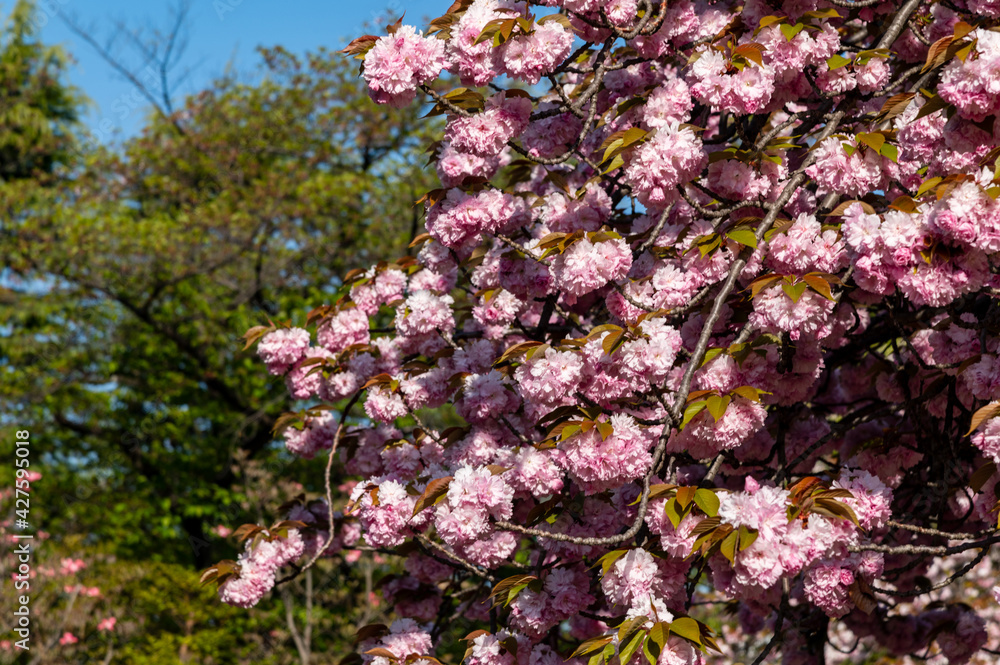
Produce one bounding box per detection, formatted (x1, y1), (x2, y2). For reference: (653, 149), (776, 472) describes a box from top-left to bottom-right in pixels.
(4, 0), (442, 140)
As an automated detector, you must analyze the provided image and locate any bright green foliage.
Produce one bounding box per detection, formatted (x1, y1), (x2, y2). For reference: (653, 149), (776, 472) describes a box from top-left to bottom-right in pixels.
(0, 530), (390, 664)
(0, 44), (438, 567)
(0, 2), (425, 661)
(0, 0), (81, 181)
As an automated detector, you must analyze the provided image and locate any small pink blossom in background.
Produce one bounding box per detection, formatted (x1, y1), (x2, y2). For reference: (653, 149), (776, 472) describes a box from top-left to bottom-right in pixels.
(24, 471), (41, 482)
(59, 558), (86, 575)
(59, 633), (78, 646)
(0, 641), (10, 651)
(97, 617), (117, 632)
(213, 525), (232, 538)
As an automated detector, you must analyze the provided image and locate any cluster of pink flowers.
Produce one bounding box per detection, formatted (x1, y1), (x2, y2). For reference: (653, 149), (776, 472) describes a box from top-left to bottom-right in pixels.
(257, 328), (311, 375)
(842, 202), (990, 307)
(805, 137), (889, 198)
(499, 19), (575, 84)
(446, 92), (532, 158)
(426, 188), (530, 249)
(939, 29), (1000, 121)
(218, 3), (1000, 665)
(623, 123), (706, 207)
(687, 47), (775, 115)
(59, 558), (86, 575)
(218, 530), (305, 608)
(550, 237), (632, 298)
(561, 415), (654, 494)
(362, 25), (446, 108)
(445, 1), (575, 86)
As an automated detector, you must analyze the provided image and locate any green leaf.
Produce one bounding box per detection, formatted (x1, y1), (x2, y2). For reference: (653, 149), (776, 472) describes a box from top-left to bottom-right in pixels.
(705, 395), (731, 422)
(880, 143), (898, 163)
(647, 622), (669, 650)
(668, 617), (702, 645)
(506, 583), (530, 607)
(594, 549), (628, 576)
(693, 489), (720, 517)
(700, 347), (725, 367)
(780, 22), (804, 41)
(681, 400), (708, 429)
(617, 616), (649, 645)
(663, 497), (685, 529)
(697, 235), (722, 257)
(916, 176), (943, 197)
(559, 423), (581, 441)
(602, 138), (625, 163)
(856, 132), (885, 153)
(782, 281), (808, 303)
(725, 227), (758, 248)
(720, 530), (738, 562)
(602, 153), (625, 174)
(618, 631), (646, 665)
(642, 633), (660, 665)
(621, 126), (649, 147)
(570, 636), (614, 659)
(803, 8), (841, 19)
(826, 53), (851, 70)
(737, 525), (758, 551)
(731, 385), (763, 403)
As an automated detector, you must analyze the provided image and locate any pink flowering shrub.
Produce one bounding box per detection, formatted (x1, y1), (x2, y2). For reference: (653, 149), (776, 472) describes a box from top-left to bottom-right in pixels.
(214, 4), (1000, 665)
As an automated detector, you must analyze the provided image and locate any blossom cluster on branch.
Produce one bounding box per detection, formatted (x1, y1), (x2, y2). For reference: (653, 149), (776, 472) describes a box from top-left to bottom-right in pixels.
(205, 1), (1000, 663)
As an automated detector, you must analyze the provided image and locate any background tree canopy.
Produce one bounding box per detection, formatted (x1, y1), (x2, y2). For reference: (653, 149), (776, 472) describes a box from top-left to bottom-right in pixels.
(0, 0), (435, 661)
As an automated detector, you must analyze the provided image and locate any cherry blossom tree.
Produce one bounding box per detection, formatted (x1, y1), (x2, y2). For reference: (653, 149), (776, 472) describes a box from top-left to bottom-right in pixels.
(204, 1), (1000, 663)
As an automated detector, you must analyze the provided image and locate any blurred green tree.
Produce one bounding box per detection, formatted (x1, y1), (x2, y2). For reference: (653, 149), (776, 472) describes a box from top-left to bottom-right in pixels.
(0, 26), (438, 568)
(0, 459), (391, 664)
(0, 0), (81, 182)
(0, 2), (421, 662)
